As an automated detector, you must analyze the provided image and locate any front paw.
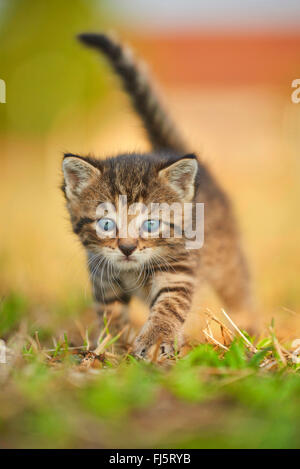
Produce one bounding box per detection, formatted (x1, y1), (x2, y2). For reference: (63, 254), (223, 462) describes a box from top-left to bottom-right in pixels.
(133, 320), (160, 359)
(133, 319), (182, 360)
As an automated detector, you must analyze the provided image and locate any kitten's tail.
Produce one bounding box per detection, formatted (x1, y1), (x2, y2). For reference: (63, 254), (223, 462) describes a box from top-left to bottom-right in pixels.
(77, 33), (187, 154)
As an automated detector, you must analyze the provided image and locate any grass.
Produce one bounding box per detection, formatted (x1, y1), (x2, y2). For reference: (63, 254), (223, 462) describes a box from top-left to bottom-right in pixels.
(1, 293), (300, 449)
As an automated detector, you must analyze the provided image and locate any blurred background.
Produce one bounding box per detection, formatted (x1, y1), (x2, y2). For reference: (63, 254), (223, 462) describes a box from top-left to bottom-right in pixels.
(1, 0), (300, 340)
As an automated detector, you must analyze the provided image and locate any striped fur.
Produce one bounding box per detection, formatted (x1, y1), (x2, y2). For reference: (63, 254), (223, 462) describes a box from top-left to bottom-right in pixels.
(77, 33), (187, 154)
(62, 33), (257, 359)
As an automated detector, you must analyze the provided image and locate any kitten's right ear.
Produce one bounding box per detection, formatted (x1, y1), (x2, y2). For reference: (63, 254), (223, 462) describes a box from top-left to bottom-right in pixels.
(62, 154), (101, 199)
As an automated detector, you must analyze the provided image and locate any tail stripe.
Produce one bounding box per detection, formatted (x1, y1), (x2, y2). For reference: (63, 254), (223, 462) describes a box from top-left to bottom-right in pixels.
(78, 33), (187, 154)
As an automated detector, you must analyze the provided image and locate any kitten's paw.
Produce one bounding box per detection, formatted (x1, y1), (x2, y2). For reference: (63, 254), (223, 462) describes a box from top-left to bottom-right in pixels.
(132, 320), (160, 359)
(159, 333), (183, 359)
(133, 343), (148, 360)
(159, 341), (175, 358)
(132, 319), (182, 360)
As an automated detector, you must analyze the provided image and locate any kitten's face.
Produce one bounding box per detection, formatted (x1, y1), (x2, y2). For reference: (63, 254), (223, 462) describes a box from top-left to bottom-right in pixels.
(62, 152), (198, 271)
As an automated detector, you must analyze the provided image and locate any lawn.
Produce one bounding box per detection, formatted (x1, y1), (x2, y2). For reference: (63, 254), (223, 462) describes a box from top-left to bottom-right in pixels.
(1, 292), (299, 449)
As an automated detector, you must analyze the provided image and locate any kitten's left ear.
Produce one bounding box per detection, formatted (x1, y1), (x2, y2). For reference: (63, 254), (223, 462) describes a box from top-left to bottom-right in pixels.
(158, 155), (198, 201)
(62, 154), (101, 199)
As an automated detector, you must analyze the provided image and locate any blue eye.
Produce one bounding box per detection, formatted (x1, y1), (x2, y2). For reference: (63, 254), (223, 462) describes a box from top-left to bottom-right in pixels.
(141, 219), (160, 233)
(97, 218), (116, 232)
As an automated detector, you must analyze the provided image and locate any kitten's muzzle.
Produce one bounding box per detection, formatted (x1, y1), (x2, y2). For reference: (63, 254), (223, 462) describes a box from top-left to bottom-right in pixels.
(118, 240), (137, 257)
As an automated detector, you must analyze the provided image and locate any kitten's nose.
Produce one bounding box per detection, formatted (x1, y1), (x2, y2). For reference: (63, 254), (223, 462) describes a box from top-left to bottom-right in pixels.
(118, 240), (137, 257)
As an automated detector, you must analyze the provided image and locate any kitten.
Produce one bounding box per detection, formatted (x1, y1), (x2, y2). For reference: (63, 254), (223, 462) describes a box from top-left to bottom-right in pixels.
(62, 33), (255, 359)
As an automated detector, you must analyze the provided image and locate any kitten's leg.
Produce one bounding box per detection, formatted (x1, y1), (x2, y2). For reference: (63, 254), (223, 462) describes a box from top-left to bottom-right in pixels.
(203, 238), (260, 334)
(92, 273), (131, 338)
(204, 244), (252, 310)
(133, 268), (195, 359)
(95, 296), (131, 337)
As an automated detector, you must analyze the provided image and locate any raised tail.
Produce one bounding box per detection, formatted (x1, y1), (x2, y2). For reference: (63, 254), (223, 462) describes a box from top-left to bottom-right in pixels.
(78, 33), (187, 154)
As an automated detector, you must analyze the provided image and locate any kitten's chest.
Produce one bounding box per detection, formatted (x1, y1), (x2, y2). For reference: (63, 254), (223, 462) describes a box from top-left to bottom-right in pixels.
(119, 270), (151, 301)
(119, 270), (144, 290)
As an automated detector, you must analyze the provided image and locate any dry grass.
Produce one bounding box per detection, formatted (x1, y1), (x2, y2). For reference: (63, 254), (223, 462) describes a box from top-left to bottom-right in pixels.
(1, 304), (299, 449)
(2, 306), (298, 374)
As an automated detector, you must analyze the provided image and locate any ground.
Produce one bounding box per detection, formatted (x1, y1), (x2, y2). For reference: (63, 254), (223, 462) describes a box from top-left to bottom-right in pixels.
(1, 293), (300, 449)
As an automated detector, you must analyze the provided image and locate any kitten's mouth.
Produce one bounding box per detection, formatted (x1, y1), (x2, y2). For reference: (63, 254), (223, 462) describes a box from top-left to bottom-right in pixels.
(121, 256), (137, 263)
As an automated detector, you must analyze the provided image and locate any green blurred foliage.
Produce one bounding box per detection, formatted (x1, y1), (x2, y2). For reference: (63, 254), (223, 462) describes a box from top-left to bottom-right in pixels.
(1, 341), (300, 448)
(80, 362), (158, 419)
(0, 0), (112, 135)
(0, 291), (28, 336)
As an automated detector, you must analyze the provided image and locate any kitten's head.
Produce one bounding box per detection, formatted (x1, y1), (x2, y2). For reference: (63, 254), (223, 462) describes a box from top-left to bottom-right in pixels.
(62, 152), (199, 271)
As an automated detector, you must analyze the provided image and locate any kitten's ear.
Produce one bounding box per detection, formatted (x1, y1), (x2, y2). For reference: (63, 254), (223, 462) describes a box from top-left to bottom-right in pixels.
(62, 155), (101, 199)
(158, 155), (198, 201)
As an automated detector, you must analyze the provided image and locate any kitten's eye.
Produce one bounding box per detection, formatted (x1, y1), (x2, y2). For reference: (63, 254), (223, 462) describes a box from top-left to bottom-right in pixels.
(97, 218), (116, 232)
(141, 219), (160, 233)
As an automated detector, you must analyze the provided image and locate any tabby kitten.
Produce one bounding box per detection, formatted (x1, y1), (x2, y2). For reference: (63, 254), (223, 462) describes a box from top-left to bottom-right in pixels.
(62, 33), (254, 358)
